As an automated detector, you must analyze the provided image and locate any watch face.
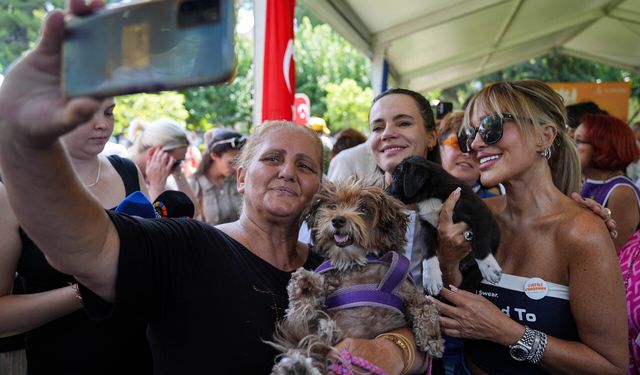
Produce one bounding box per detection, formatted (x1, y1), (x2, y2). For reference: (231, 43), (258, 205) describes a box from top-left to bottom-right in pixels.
(509, 345), (529, 361)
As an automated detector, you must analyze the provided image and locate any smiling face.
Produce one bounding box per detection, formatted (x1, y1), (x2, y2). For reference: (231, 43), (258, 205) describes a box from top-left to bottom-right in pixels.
(237, 126), (322, 222)
(438, 132), (479, 186)
(369, 94), (437, 182)
(62, 98), (115, 157)
(467, 108), (536, 188)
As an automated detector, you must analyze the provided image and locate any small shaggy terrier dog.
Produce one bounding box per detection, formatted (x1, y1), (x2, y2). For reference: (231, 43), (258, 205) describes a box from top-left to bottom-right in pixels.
(270, 178), (444, 375)
(387, 156), (502, 296)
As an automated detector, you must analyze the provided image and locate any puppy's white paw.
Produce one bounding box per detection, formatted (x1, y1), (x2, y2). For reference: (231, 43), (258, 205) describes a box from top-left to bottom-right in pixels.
(422, 257), (443, 295)
(477, 254), (502, 284)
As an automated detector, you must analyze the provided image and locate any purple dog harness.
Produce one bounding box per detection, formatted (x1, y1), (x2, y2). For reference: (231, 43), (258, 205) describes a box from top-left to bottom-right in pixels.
(314, 252), (413, 314)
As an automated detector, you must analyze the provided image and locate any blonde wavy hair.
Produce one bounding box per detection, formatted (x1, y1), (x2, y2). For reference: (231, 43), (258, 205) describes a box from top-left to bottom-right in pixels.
(132, 118), (190, 153)
(463, 80), (581, 195)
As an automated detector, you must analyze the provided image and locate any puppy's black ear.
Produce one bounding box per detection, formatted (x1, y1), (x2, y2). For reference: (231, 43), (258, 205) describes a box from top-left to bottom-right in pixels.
(402, 164), (427, 199)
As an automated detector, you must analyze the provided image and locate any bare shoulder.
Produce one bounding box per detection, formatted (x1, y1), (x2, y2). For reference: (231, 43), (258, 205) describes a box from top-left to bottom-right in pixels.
(556, 197), (615, 259)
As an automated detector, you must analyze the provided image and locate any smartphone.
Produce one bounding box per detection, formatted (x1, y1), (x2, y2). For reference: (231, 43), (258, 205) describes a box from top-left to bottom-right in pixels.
(62, 0), (235, 98)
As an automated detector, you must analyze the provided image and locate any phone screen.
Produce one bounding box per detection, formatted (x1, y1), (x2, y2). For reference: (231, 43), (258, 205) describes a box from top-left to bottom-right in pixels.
(62, 0), (235, 98)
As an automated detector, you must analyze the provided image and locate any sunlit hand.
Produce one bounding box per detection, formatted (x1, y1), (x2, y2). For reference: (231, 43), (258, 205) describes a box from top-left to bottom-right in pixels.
(430, 286), (521, 346)
(570, 192), (617, 239)
(0, 0), (105, 147)
(145, 147), (173, 195)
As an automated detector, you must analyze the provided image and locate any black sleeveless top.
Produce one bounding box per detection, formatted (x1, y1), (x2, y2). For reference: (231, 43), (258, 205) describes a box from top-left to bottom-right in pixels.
(16, 155), (153, 375)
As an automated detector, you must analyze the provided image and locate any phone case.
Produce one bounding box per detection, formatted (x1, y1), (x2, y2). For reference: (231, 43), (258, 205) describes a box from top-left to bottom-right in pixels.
(62, 0), (235, 98)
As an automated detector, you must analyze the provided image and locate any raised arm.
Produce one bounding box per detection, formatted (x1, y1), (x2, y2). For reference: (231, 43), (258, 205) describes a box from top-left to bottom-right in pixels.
(0, 1), (119, 301)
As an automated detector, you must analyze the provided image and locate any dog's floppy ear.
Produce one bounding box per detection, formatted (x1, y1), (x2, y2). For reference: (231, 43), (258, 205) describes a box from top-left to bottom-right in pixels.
(377, 190), (410, 252)
(303, 180), (336, 231)
(402, 163), (428, 199)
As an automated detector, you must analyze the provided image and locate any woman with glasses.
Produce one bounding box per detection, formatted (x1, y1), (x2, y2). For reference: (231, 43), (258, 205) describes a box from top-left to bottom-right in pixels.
(189, 129), (245, 224)
(575, 114), (640, 250)
(438, 111), (503, 199)
(428, 81), (627, 375)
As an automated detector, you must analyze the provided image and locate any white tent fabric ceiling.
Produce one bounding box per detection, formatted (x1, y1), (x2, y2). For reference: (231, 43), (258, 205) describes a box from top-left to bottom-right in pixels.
(300, 0), (640, 93)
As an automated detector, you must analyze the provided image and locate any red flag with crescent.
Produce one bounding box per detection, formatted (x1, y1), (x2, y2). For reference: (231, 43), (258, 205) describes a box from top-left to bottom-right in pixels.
(254, 0), (296, 124)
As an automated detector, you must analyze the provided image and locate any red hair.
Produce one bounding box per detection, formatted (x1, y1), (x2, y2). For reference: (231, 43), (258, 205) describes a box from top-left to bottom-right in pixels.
(581, 114), (639, 170)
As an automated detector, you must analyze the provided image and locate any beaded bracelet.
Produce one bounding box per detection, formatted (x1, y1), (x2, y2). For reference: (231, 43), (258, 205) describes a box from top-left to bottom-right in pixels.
(375, 332), (415, 375)
(329, 349), (388, 375)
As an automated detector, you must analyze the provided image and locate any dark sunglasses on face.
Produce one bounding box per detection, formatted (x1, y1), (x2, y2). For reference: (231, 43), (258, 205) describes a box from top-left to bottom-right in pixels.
(457, 112), (514, 153)
(210, 135), (247, 150)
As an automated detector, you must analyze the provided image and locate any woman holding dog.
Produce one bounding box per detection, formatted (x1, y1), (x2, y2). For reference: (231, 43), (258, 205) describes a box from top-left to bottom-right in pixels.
(429, 81), (627, 374)
(0, 2), (430, 374)
(368, 85), (625, 375)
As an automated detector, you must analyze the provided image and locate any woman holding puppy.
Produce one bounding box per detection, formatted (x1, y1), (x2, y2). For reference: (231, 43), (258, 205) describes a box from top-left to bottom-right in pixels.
(0, 2), (430, 373)
(368, 85), (626, 375)
(431, 81), (627, 374)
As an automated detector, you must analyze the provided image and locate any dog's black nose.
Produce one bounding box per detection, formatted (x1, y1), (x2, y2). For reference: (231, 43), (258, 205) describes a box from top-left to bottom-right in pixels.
(331, 216), (346, 228)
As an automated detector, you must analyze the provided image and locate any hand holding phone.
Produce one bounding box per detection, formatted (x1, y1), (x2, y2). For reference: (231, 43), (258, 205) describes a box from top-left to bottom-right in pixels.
(62, 0), (235, 98)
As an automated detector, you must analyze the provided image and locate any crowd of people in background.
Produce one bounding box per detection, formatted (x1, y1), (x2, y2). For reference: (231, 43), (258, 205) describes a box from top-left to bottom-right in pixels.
(1, 2), (640, 375)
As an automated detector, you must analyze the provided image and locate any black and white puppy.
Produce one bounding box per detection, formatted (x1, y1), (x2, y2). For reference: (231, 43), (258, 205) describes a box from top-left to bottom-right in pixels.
(387, 156), (501, 295)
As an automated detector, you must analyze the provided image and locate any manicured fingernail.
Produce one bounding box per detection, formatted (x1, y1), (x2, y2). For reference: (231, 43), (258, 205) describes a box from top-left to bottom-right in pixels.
(449, 285), (459, 291)
(454, 187), (461, 195)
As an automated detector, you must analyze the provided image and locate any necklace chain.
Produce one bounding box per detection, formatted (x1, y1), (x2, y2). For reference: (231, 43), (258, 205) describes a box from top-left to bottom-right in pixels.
(84, 158), (102, 188)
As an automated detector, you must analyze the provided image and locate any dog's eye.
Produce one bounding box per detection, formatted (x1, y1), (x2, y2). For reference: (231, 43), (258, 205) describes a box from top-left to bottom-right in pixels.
(359, 206), (369, 214)
(327, 204), (337, 210)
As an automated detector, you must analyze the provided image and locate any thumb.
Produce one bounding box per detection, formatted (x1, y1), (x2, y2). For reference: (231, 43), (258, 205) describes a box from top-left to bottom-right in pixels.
(34, 11), (65, 58)
(440, 187), (461, 220)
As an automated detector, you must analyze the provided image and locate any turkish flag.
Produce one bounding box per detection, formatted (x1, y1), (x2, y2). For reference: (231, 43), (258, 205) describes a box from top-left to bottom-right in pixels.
(254, 0), (296, 124)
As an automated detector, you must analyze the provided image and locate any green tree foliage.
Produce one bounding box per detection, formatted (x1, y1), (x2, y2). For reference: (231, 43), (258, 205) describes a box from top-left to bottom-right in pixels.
(325, 79), (373, 134)
(437, 52), (639, 121)
(0, 0), (64, 72)
(114, 92), (189, 136)
(295, 16), (371, 124)
(181, 34), (254, 134)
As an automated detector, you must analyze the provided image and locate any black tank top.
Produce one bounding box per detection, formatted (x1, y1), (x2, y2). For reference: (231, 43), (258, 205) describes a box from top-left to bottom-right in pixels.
(16, 154), (153, 375)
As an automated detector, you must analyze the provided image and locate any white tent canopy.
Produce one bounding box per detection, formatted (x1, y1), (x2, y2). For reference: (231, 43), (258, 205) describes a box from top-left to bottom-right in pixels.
(300, 0), (640, 93)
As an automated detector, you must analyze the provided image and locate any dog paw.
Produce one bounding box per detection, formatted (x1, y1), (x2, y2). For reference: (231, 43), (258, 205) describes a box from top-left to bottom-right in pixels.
(272, 351), (322, 375)
(477, 254), (502, 284)
(288, 269), (324, 299)
(422, 257), (443, 295)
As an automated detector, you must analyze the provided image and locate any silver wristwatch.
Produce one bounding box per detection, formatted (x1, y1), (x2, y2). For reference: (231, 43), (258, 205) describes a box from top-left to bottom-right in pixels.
(509, 326), (536, 361)
(509, 326), (548, 364)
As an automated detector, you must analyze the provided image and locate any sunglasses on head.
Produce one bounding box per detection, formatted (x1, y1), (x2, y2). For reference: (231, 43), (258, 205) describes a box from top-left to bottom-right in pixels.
(458, 112), (514, 153)
(210, 135), (247, 150)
